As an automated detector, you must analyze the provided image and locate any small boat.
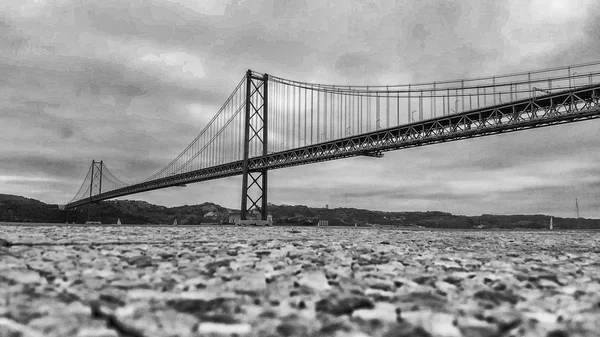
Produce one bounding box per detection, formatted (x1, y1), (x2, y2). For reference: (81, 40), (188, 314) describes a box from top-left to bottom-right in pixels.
(173, 218), (178, 226)
(117, 218), (121, 225)
(549, 217), (553, 231)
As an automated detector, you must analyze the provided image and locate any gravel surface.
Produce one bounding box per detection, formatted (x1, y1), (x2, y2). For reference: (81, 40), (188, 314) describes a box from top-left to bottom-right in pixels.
(1, 225), (599, 337)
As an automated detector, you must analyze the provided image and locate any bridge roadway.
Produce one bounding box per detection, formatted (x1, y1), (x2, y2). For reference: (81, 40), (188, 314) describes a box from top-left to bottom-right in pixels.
(65, 84), (600, 209)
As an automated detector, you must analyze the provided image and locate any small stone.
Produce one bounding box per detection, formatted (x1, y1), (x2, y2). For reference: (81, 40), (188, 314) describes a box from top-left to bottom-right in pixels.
(315, 296), (374, 316)
(110, 279), (151, 290)
(393, 277), (420, 288)
(364, 288), (396, 300)
(537, 278), (559, 288)
(382, 322), (432, 337)
(487, 312), (522, 333)
(547, 330), (569, 337)
(2, 269), (45, 285)
(456, 316), (499, 337)
(298, 271), (330, 291)
(473, 290), (521, 305)
(0, 317), (45, 337)
(182, 276), (208, 290)
(197, 322), (251, 335)
(228, 273), (266, 296)
(205, 259), (234, 271)
(524, 311), (558, 325)
(0, 238), (12, 247)
(443, 276), (463, 286)
(363, 277), (395, 291)
(320, 319), (353, 334)
(98, 293), (126, 307)
(76, 327), (119, 337)
(277, 322), (308, 336)
(82, 269), (115, 279)
(352, 302), (397, 322)
(0, 255), (26, 269)
(127, 255), (153, 268)
(401, 312), (461, 337)
(435, 281), (457, 294)
(115, 305), (197, 336)
(396, 292), (447, 311)
(413, 275), (437, 285)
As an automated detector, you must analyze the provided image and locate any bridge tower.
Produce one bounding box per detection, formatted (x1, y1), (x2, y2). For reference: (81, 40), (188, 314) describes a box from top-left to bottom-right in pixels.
(88, 160), (103, 221)
(241, 70), (268, 220)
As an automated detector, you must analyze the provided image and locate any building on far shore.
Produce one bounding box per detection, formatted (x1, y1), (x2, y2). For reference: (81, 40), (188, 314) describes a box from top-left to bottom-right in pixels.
(228, 214), (241, 224)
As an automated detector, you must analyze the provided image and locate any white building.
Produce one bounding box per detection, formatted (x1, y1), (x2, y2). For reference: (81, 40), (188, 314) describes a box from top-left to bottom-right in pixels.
(317, 220), (329, 226)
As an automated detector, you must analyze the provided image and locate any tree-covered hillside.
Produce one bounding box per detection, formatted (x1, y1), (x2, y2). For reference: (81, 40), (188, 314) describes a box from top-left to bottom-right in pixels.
(0, 194), (598, 229)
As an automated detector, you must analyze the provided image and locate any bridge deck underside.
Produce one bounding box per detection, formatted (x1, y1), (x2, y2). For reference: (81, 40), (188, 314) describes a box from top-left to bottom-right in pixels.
(65, 85), (600, 209)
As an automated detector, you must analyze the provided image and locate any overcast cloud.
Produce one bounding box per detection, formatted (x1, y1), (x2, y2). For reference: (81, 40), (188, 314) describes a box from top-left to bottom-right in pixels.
(1, 0), (599, 217)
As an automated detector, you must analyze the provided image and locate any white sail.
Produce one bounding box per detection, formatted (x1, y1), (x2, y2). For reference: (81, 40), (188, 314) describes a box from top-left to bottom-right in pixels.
(173, 219), (178, 226)
(117, 218), (121, 225)
(549, 217), (553, 230)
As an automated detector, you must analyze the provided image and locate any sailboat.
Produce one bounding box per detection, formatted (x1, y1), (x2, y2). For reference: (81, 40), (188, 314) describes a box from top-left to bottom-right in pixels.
(173, 218), (178, 226)
(549, 217), (553, 231)
(116, 218), (121, 225)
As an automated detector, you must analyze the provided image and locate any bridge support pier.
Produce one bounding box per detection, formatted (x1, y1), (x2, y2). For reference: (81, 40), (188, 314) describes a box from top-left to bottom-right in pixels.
(241, 70), (269, 220)
(86, 203), (101, 222)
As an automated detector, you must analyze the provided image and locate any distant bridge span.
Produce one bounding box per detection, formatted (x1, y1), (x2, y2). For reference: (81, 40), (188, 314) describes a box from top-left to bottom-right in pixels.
(65, 62), (600, 221)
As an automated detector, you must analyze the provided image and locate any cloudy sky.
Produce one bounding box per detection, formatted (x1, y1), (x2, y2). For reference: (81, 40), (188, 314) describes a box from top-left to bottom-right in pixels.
(1, 0), (600, 218)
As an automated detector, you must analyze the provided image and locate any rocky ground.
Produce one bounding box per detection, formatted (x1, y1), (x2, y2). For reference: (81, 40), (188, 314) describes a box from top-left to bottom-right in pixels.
(1, 225), (599, 337)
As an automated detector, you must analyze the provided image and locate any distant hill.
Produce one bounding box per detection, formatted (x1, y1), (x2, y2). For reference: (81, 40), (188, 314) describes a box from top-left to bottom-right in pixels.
(267, 204), (600, 229)
(69, 199), (231, 225)
(0, 193), (598, 229)
(0, 194), (63, 223)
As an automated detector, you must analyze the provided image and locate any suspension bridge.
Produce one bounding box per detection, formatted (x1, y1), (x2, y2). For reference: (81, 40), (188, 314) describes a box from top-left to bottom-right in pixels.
(65, 61), (600, 222)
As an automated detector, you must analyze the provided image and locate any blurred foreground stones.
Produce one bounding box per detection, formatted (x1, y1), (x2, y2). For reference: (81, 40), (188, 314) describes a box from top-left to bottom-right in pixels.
(1, 225), (600, 336)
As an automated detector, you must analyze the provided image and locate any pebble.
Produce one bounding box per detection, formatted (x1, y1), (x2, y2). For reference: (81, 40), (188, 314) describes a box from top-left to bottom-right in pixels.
(0, 238), (12, 247)
(473, 289), (522, 305)
(2, 268), (45, 284)
(76, 328), (120, 337)
(352, 302), (397, 322)
(127, 255), (154, 268)
(0, 317), (45, 337)
(456, 316), (499, 337)
(297, 271), (330, 291)
(401, 312), (462, 337)
(435, 281), (457, 294)
(315, 296), (375, 316)
(197, 322), (251, 335)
